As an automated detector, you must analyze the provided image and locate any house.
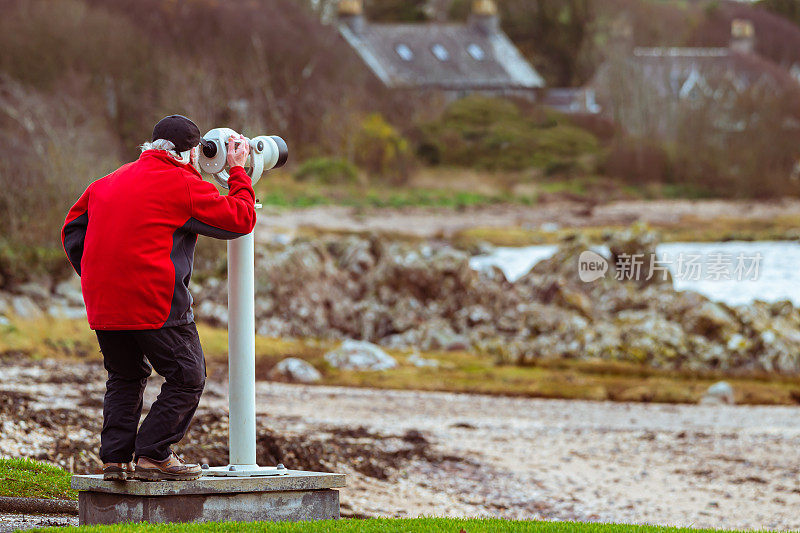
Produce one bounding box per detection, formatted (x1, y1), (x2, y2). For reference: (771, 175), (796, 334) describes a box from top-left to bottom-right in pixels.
(590, 19), (800, 136)
(335, 0), (544, 98)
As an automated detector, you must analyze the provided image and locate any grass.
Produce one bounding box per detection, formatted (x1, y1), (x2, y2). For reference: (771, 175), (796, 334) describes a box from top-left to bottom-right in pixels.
(255, 170), (533, 209)
(5, 316), (799, 406)
(0, 314), (99, 360)
(0, 458), (76, 500)
(309, 350), (800, 406)
(30, 518), (773, 533)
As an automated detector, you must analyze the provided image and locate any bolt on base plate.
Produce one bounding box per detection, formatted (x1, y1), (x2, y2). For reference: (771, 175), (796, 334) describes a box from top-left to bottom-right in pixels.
(202, 463), (289, 477)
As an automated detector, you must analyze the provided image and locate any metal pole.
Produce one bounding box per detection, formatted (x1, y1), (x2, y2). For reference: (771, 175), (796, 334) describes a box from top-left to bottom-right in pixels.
(227, 231), (257, 467)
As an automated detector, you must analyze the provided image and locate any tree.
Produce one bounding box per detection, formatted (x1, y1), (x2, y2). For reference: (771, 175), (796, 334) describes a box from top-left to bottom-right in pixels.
(758, 0), (800, 29)
(449, 0), (596, 86)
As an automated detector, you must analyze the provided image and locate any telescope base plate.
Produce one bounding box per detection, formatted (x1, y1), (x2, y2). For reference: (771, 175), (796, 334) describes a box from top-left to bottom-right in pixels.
(203, 464), (289, 477)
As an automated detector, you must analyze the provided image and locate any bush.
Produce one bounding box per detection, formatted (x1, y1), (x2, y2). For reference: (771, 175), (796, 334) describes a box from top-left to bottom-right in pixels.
(602, 139), (673, 186)
(353, 113), (414, 185)
(294, 157), (359, 184)
(417, 96), (600, 175)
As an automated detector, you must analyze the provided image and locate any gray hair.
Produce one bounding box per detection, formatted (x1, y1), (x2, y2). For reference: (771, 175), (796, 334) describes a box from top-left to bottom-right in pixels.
(140, 138), (192, 166)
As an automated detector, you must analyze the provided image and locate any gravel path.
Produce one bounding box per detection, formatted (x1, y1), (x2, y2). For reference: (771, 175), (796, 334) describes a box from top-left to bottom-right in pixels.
(242, 383), (800, 530)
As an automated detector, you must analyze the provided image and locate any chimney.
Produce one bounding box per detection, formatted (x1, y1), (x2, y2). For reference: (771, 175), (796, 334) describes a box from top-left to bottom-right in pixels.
(338, 0), (365, 35)
(469, 0), (499, 35)
(610, 14), (634, 54)
(730, 19), (755, 54)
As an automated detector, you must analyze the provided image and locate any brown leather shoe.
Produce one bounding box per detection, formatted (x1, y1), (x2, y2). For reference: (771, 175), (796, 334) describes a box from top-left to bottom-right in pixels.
(135, 453), (202, 481)
(103, 462), (135, 481)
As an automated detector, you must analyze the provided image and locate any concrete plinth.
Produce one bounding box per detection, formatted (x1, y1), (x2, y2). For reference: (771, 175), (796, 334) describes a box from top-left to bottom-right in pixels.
(72, 471), (345, 525)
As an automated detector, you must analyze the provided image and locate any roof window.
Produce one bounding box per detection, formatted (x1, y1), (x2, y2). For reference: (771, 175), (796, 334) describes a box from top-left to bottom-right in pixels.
(467, 43), (485, 60)
(395, 44), (413, 61)
(431, 44), (450, 61)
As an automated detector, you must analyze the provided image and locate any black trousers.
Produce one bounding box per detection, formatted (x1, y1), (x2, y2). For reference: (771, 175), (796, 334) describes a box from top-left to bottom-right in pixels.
(95, 323), (206, 463)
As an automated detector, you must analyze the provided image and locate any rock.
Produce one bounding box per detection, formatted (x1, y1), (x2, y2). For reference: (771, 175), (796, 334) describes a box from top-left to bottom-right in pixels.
(537, 278), (593, 318)
(701, 381), (735, 405)
(529, 234), (593, 284)
(324, 340), (397, 371)
(257, 317), (293, 338)
(607, 223), (671, 287)
(197, 301), (227, 326)
(16, 282), (51, 302)
(682, 301), (738, 341)
(54, 274), (83, 306)
(418, 319), (470, 351)
(47, 303), (86, 320)
(407, 353), (439, 368)
(11, 295), (43, 320)
(615, 312), (690, 366)
(328, 236), (376, 276)
(183, 234), (800, 375)
(269, 357), (322, 383)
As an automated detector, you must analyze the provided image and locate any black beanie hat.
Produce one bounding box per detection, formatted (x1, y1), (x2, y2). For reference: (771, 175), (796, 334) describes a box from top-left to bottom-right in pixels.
(152, 115), (212, 153)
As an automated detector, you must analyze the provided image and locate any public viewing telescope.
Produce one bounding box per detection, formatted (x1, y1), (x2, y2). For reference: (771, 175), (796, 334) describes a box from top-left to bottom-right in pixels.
(200, 127), (289, 477)
(72, 128), (345, 524)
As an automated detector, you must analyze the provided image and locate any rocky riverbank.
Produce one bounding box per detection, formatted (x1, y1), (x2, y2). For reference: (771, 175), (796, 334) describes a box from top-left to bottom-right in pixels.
(3, 227), (800, 374)
(196, 229), (800, 374)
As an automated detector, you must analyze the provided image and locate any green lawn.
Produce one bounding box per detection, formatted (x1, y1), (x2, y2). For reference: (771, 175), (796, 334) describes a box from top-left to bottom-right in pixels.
(32, 518), (772, 533)
(0, 457), (76, 500)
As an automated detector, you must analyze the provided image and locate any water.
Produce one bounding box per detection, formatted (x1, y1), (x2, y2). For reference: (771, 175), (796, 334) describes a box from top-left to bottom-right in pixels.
(469, 241), (800, 307)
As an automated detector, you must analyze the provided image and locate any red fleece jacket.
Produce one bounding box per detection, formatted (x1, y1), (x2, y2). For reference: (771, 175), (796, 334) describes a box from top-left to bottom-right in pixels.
(61, 150), (256, 330)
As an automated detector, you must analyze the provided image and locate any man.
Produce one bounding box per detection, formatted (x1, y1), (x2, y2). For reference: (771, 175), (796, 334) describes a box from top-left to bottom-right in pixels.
(61, 115), (256, 481)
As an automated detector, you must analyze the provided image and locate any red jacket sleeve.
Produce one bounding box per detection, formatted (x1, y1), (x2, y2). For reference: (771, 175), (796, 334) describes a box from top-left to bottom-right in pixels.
(62, 184), (92, 275)
(185, 166), (256, 239)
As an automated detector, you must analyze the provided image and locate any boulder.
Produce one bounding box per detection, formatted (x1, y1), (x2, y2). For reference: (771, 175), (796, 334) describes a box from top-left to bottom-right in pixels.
(418, 319), (470, 351)
(11, 295), (43, 320)
(407, 353), (440, 368)
(616, 311), (690, 366)
(528, 234), (593, 284)
(682, 301), (738, 341)
(54, 275), (83, 306)
(324, 340), (398, 371)
(197, 301), (228, 326)
(47, 302), (86, 320)
(607, 223), (671, 287)
(328, 236), (376, 276)
(17, 281), (51, 303)
(269, 357), (322, 383)
(700, 381), (735, 405)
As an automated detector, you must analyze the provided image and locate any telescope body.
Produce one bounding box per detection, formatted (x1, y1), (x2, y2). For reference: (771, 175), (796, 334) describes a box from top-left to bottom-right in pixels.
(199, 128), (288, 189)
(200, 127), (288, 477)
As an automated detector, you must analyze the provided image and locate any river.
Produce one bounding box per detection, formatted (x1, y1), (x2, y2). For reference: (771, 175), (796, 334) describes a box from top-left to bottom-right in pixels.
(470, 241), (800, 306)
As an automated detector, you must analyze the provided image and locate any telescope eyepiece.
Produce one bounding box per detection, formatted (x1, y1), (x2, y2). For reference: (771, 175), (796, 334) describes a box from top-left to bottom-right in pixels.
(202, 142), (217, 159)
(270, 136), (289, 169)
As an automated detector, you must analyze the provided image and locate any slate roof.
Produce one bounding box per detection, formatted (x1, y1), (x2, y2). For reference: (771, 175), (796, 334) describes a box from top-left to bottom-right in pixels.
(615, 46), (798, 99)
(338, 21), (544, 91)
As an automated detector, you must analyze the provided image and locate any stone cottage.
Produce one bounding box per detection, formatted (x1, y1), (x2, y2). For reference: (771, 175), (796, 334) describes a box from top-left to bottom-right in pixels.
(334, 0), (544, 99)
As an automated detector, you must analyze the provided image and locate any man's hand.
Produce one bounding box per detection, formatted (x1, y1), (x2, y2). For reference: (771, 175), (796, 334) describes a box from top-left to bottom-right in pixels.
(226, 134), (250, 168)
